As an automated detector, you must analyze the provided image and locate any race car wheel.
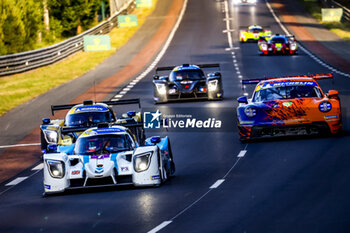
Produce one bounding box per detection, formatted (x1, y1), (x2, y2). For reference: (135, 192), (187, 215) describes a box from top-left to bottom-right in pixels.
(157, 149), (166, 184)
(167, 139), (176, 176)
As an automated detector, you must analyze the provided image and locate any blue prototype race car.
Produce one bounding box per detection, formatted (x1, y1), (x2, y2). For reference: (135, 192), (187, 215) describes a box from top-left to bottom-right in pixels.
(153, 64), (223, 103)
(43, 123), (175, 195)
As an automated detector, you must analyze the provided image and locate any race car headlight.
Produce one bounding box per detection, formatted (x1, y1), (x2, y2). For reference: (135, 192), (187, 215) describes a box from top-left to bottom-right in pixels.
(290, 43), (297, 50)
(261, 43), (268, 50)
(208, 79), (218, 92)
(244, 107), (257, 117)
(319, 101), (332, 113)
(43, 130), (58, 144)
(46, 159), (65, 178)
(134, 152), (152, 172)
(155, 83), (167, 95)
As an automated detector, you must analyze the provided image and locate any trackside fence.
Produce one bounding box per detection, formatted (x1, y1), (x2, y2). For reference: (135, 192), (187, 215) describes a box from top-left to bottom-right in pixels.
(0, 0), (135, 77)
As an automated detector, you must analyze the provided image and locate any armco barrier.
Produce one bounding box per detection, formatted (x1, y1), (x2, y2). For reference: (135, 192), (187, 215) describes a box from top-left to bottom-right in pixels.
(0, 0), (135, 77)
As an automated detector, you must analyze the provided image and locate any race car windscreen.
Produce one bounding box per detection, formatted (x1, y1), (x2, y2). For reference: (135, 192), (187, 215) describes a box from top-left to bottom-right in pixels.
(249, 28), (263, 33)
(270, 38), (286, 44)
(169, 70), (205, 82)
(74, 134), (133, 155)
(66, 111), (115, 127)
(253, 85), (322, 102)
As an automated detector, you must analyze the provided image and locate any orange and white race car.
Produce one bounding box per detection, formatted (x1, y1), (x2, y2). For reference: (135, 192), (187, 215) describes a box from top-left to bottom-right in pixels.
(237, 74), (342, 140)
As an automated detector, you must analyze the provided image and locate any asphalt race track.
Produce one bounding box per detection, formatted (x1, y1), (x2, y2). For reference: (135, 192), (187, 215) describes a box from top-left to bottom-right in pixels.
(1, 0), (350, 232)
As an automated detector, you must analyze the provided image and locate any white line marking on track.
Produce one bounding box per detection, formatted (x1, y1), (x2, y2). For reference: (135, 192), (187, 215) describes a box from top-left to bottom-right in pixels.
(237, 150), (247, 157)
(5, 177), (28, 186)
(32, 163), (44, 171)
(0, 143), (40, 149)
(0, 168), (42, 196)
(123, 87), (131, 91)
(223, 29), (235, 33)
(112, 0), (189, 101)
(147, 221), (173, 233)
(265, 0), (350, 78)
(114, 94), (123, 98)
(210, 179), (225, 189)
(224, 0), (233, 49)
(120, 91), (127, 95)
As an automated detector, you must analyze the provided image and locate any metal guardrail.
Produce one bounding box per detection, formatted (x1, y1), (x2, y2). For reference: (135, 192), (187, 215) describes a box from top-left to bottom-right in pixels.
(0, 0), (135, 77)
(330, 1), (350, 22)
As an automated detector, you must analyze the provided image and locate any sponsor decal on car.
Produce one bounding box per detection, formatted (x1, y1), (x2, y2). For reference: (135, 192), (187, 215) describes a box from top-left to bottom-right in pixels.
(44, 184), (51, 190)
(74, 106), (109, 113)
(151, 175), (161, 180)
(324, 115), (338, 120)
(121, 167), (129, 172)
(282, 102), (293, 107)
(71, 170), (80, 175)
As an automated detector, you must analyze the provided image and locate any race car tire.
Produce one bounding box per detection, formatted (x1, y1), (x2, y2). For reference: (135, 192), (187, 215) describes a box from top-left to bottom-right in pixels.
(167, 139), (176, 176)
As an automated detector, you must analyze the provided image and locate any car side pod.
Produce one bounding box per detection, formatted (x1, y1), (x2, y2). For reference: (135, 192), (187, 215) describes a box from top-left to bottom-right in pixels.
(328, 90), (339, 99)
(132, 146), (161, 186)
(237, 96), (248, 104)
(207, 73), (223, 100)
(43, 153), (69, 195)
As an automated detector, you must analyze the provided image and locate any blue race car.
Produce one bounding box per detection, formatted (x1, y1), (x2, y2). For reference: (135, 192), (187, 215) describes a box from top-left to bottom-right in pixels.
(153, 64), (223, 103)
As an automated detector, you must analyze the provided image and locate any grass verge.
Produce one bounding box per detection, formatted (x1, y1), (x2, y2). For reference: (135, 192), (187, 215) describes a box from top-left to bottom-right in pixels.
(0, 2), (157, 116)
(298, 0), (350, 43)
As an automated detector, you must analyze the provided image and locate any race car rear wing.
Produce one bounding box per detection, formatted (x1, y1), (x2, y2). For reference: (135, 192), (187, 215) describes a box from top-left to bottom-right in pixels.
(61, 122), (143, 134)
(51, 99), (141, 115)
(61, 122), (145, 144)
(156, 64), (220, 73)
(241, 73), (333, 85)
(239, 26), (271, 30)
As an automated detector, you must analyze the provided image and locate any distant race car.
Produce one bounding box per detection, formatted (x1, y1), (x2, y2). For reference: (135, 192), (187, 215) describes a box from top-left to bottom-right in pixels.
(153, 64), (223, 103)
(233, 0), (257, 5)
(258, 34), (298, 55)
(240, 25), (271, 42)
(237, 74), (342, 141)
(43, 123), (175, 195)
(40, 99), (144, 153)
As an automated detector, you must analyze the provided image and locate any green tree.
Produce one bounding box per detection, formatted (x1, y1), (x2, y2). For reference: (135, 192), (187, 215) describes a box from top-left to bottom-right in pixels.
(0, 0), (25, 55)
(48, 0), (104, 37)
(0, 0), (42, 55)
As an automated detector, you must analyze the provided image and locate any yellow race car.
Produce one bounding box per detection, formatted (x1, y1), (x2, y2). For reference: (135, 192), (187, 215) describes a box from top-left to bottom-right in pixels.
(239, 25), (271, 42)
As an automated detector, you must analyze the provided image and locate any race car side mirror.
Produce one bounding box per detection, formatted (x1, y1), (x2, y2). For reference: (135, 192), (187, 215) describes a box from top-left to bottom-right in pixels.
(237, 96), (248, 104)
(328, 90), (339, 98)
(42, 118), (51, 124)
(153, 75), (159, 80)
(150, 136), (161, 144)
